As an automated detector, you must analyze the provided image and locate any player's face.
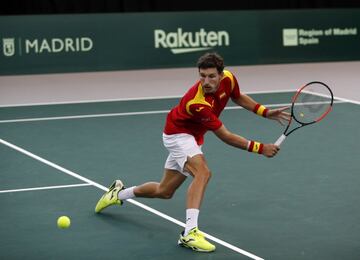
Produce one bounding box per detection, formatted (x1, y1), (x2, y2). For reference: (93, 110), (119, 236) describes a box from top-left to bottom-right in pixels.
(199, 68), (223, 94)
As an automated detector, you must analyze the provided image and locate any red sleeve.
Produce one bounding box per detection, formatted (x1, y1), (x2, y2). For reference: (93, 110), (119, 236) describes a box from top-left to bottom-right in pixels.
(231, 74), (241, 99)
(190, 104), (223, 131)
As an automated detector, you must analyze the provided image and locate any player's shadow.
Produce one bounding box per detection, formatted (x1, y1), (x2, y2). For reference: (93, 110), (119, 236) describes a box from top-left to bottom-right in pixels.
(93, 209), (176, 238)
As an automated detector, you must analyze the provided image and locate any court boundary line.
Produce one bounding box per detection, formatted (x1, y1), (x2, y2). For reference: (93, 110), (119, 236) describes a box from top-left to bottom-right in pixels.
(0, 100), (346, 124)
(0, 89), (296, 108)
(331, 95), (360, 105)
(0, 138), (264, 260)
(0, 183), (91, 194)
(1, 90), (358, 108)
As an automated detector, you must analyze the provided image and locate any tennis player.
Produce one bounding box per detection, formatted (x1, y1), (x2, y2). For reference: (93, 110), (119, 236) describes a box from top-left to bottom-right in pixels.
(95, 52), (290, 252)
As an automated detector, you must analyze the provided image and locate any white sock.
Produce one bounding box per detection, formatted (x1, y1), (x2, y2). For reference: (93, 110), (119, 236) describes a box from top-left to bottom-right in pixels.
(117, 186), (136, 201)
(184, 208), (199, 236)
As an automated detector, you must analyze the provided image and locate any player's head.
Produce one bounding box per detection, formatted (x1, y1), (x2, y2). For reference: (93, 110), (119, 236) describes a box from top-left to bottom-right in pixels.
(197, 52), (224, 73)
(197, 52), (224, 94)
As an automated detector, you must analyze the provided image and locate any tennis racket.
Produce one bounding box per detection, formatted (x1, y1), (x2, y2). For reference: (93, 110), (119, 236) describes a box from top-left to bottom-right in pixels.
(275, 81), (333, 146)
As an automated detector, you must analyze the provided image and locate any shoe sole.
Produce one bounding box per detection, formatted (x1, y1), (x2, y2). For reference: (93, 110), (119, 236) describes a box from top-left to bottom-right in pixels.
(94, 191), (120, 213)
(177, 239), (215, 252)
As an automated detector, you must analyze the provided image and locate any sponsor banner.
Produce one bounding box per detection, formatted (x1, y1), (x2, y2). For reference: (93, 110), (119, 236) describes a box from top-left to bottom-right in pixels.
(154, 28), (230, 54)
(0, 9), (359, 75)
(283, 28), (358, 46)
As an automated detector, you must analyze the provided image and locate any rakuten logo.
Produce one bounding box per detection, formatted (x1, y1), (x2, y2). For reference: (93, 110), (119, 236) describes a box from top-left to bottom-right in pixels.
(154, 28), (230, 54)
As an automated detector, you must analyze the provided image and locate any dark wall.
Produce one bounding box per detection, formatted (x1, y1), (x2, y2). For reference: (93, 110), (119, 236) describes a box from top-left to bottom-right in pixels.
(2, 0), (360, 15)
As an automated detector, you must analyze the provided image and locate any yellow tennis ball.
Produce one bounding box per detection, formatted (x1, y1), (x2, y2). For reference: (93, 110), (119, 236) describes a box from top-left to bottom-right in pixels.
(57, 216), (71, 229)
(300, 112), (304, 117)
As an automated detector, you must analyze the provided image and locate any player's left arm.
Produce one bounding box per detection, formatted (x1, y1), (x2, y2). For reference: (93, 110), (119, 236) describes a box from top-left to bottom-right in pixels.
(213, 125), (279, 158)
(232, 93), (290, 125)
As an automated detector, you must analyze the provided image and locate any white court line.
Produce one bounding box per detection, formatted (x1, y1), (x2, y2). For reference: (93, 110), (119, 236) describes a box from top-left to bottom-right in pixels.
(332, 96), (360, 105)
(0, 183), (91, 194)
(0, 110), (171, 124)
(0, 138), (264, 260)
(0, 89), (296, 108)
(0, 100), (345, 124)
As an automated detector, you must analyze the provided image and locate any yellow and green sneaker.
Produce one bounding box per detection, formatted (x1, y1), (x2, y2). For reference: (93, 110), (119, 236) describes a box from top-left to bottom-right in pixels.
(178, 227), (216, 252)
(95, 180), (124, 213)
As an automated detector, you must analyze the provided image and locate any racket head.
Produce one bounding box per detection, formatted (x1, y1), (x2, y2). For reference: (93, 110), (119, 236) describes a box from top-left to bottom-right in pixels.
(291, 81), (333, 125)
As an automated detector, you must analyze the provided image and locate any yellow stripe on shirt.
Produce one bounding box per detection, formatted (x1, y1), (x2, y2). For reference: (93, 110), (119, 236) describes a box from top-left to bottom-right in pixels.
(186, 84), (212, 116)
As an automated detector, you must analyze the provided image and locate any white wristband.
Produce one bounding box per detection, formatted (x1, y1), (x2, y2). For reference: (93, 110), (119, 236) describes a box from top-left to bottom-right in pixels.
(246, 140), (251, 150)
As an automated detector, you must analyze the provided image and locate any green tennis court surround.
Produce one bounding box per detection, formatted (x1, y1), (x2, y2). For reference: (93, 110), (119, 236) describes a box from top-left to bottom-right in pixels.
(1, 93), (359, 260)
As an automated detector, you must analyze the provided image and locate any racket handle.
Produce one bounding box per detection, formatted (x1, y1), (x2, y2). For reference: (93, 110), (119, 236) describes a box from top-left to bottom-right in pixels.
(275, 134), (286, 146)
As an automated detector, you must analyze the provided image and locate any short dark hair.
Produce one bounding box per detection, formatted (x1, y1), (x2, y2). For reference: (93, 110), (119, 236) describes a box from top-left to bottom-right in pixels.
(197, 52), (224, 73)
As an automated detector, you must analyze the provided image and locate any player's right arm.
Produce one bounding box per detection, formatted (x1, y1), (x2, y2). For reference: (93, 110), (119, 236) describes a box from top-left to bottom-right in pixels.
(213, 125), (279, 158)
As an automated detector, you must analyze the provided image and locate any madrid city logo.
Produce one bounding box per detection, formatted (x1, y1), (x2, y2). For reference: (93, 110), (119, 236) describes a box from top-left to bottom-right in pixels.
(3, 38), (15, 57)
(2, 37), (93, 57)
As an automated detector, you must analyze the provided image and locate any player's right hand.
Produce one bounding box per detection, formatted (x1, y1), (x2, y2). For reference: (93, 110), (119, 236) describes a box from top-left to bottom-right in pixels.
(262, 144), (280, 158)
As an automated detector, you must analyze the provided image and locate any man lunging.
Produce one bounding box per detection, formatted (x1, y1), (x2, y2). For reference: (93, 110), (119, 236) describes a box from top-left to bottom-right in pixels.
(95, 52), (290, 252)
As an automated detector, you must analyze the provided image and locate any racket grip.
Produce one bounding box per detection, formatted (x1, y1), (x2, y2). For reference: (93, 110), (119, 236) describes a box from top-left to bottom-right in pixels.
(274, 134), (286, 146)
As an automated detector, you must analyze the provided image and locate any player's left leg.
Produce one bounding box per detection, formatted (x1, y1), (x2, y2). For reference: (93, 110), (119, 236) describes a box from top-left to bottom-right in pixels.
(94, 169), (186, 213)
(133, 169), (187, 199)
(94, 179), (125, 213)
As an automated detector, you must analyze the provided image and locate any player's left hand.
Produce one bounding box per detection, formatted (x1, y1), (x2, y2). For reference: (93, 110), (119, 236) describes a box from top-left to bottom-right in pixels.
(267, 106), (291, 125)
(262, 143), (280, 158)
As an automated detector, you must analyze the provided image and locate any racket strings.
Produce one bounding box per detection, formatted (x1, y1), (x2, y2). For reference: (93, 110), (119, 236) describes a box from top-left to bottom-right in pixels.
(292, 83), (333, 124)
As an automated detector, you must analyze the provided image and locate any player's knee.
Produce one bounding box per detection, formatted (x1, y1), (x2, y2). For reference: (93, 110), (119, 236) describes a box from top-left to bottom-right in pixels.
(161, 193), (174, 199)
(195, 169), (212, 183)
(157, 189), (175, 199)
(204, 170), (212, 182)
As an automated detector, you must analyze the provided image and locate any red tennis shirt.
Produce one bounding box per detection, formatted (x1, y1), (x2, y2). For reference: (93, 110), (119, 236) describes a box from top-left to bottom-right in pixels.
(164, 70), (241, 145)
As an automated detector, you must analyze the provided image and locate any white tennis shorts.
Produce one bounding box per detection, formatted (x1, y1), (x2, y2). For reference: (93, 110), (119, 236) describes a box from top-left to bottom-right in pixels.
(162, 133), (203, 176)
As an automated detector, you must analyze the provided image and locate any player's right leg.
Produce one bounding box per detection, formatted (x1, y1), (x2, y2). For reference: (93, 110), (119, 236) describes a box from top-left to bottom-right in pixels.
(183, 154), (212, 209)
(162, 133), (215, 252)
(177, 154), (215, 252)
(178, 227), (215, 252)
